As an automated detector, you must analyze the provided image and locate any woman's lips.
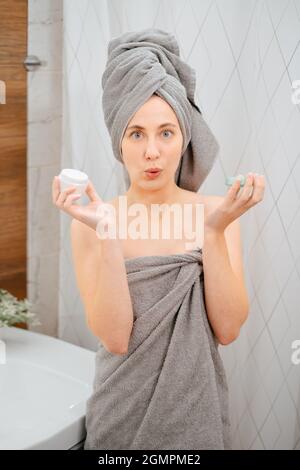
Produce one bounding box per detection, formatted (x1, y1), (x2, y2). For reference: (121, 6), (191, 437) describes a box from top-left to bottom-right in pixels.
(145, 170), (162, 179)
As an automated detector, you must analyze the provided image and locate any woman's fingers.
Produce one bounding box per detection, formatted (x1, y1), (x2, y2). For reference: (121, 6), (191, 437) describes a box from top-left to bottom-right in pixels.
(224, 173), (265, 217)
(85, 180), (101, 202)
(63, 192), (81, 209)
(235, 173), (265, 207)
(52, 176), (101, 205)
(52, 176), (61, 204)
(226, 173), (254, 205)
(55, 185), (78, 207)
(51, 176), (104, 228)
(226, 177), (242, 203)
(236, 173), (255, 202)
(250, 174), (265, 202)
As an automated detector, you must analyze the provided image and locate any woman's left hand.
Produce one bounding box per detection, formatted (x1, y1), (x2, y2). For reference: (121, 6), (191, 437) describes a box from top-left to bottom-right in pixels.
(204, 173), (266, 233)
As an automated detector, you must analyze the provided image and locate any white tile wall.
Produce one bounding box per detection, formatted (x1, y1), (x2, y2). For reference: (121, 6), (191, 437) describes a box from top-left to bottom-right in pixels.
(27, 0), (63, 338)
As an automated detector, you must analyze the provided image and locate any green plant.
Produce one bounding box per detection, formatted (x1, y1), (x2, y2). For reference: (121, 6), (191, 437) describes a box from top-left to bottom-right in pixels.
(0, 288), (40, 328)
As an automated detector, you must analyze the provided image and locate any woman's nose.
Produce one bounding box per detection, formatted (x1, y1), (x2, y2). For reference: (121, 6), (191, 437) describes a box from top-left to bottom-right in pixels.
(145, 142), (160, 158)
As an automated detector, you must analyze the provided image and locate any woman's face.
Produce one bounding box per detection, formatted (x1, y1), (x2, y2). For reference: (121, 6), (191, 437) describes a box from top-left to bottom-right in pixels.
(120, 95), (184, 190)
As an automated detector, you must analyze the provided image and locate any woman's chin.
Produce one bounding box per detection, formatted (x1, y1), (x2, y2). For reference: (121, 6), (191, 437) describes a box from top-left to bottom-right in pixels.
(141, 178), (165, 189)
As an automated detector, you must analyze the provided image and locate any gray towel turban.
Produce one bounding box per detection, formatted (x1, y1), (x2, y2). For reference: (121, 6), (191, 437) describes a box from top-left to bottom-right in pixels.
(101, 28), (220, 192)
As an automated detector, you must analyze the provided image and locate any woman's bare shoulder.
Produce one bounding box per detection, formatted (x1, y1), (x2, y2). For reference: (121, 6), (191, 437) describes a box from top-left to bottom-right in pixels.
(192, 192), (225, 220)
(182, 190), (222, 206)
(205, 194), (223, 203)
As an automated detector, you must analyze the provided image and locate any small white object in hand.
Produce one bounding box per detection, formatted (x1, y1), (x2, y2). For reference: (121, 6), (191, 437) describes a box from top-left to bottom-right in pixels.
(58, 168), (89, 204)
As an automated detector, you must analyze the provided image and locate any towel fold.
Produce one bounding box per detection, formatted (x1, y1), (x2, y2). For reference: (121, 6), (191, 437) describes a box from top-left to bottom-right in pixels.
(101, 29), (220, 192)
(84, 248), (231, 450)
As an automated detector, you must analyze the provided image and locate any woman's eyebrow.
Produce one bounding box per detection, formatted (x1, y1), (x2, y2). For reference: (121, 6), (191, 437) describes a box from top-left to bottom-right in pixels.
(126, 122), (177, 131)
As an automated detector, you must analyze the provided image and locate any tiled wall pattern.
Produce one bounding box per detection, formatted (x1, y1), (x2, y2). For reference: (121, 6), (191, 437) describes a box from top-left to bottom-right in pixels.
(30, 0), (300, 449)
(27, 0), (63, 337)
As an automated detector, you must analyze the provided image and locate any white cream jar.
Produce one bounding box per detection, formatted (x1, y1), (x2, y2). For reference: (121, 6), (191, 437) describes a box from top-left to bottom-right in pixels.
(58, 169), (89, 201)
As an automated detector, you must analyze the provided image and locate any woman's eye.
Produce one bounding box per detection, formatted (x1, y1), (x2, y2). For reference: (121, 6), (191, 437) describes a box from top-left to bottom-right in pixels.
(162, 130), (173, 137)
(131, 131), (141, 139)
(130, 130), (173, 139)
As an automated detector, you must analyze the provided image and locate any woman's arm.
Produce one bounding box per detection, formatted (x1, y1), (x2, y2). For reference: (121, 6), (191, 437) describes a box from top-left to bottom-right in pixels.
(202, 222), (249, 346)
(71, 220), (133, 355)
(201, 174), (265, 345)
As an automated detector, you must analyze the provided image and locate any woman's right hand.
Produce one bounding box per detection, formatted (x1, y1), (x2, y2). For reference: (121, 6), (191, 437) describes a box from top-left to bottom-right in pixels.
(52, 176), (116, 233)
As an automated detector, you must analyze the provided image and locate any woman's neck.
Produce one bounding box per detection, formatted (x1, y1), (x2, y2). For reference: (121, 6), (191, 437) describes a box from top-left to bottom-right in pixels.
(125, 185), (183, 208)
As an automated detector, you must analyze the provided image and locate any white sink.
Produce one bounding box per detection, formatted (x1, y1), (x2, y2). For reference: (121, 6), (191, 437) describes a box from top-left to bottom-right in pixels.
(0, 326), (95, 450)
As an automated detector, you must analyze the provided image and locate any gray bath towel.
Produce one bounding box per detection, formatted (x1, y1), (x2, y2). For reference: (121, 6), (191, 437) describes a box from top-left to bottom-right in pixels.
(84, 248), (231, 450)
(101, 29), (220, 192)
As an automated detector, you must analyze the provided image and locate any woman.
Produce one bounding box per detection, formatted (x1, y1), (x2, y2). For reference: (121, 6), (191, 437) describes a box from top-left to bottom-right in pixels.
(52, 29), (265, 450)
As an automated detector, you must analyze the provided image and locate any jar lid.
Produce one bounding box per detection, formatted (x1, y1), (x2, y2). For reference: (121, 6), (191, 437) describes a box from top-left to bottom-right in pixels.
(225, 174), (245, 187)
(59, 169), (88, 185)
